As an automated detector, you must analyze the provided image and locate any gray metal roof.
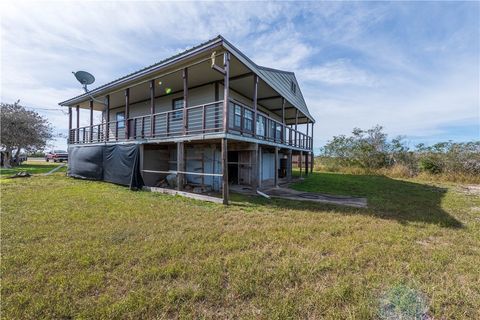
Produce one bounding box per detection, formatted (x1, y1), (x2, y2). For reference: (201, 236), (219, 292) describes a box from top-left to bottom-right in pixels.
(59, 35), (314, 123)
(221, 38), (314, 123)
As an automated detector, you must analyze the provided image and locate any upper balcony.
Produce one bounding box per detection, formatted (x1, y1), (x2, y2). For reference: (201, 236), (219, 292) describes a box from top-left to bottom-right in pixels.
(61, 38), (314, 152)
(69, 98), (313, 151)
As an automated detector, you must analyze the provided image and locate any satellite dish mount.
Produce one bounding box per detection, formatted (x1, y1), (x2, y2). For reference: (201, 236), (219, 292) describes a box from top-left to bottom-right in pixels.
(72, 71), (105, 105)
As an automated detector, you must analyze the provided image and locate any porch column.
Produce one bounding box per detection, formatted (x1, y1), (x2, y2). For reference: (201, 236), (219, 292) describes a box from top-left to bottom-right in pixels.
(299, 150), (303, 178)
(177, 142), (184, 191)
(221, 138), (229, 204)
(274, 147), (279, 187)
(68, 107), (72, 143)
(305, 151), (309, 177)
(105, 95), (110, 141)
(253, 75), (258, 136)
(287, 149), (292, 182)
(281, 98), (285, 143)
(258, 145), (262, 188)
(251, 143), (259, 190)
(150, 80), (155, 137)
(295, 109), (298, 147)
(76, 105), (80, 143)
(310, 122), (314, 173)
(223, 52), (230, 132)
(125, 88), (130, 139)
(183, 68), (188, 135)
(89, 100), (94, 142)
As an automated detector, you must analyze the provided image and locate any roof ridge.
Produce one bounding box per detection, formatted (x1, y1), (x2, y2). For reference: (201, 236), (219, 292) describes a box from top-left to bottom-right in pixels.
(257, 65), (295, 75)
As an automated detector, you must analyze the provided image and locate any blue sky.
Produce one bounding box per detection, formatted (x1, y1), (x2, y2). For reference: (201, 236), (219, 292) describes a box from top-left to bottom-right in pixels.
(1, 1), (479, 152)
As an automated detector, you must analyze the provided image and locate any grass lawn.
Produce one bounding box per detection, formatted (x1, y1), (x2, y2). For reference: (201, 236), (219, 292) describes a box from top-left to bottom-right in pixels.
(0, 160), (66, 178)
(1, 172), (479, 319)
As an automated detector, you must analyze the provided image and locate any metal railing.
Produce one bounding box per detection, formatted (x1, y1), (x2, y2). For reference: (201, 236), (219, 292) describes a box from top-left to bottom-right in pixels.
(69, 99), (312, 150)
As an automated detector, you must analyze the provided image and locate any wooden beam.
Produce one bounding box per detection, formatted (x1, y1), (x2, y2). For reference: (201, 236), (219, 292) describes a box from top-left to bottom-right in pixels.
(183, 68), (188, 135)
(76, 105), (79, 143)
(150, 80), (155, 137)
(251, 143), (259, 190)
(281, 98), (285, 143)
(274, 147), (279, 187)
(253, 74), (258, 136)
(177, 142), (184, 191)
(258, 95), (281, 101)
(287, 149), (292, 182)
(299, 150), (303, 178)
(258, 145), (262, 188)
(295, 109), (298, 146)
(221, 138), (229, 205)
(270, 106), (295, 112)
(223, 52), (230, 132)
(305, 151), (309, 177)
(229, 72), (253, 82)
(125, 88), (130, 139)
(89, 100), (94, 142)
(68, 107), (72, 143)
(105, 95), (110, 141)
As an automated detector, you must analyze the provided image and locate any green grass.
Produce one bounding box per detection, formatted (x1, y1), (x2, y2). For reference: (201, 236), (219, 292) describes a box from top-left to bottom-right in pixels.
(0, 160), (66, 177)
(1, 172), (479, 319)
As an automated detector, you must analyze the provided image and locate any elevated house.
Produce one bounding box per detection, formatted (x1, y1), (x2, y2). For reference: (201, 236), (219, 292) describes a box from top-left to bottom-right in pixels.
(59, 36), (314, 204)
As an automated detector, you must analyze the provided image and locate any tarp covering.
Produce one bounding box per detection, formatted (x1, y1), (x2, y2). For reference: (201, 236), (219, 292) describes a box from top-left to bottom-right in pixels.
(68, 144), (144, 190)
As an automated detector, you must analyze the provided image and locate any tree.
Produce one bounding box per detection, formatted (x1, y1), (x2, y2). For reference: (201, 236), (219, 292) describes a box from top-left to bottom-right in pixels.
(1, 101), (53, 167)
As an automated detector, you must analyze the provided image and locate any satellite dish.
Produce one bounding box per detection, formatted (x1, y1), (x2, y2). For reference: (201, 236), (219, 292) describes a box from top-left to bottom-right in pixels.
(72, 71), (95, 86)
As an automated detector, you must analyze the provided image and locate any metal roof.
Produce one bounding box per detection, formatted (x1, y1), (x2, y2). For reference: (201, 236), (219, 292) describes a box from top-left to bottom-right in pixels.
(59, 35), (314, 123)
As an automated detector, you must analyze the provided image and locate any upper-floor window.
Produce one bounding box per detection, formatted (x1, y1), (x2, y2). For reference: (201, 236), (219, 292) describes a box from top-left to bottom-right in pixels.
(290, 80), (296, 94)
(116, 111), (125, 128)
(172, 98), (184, 120)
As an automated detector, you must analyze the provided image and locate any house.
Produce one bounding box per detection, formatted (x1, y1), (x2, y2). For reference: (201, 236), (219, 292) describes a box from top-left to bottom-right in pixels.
(59, 36), (314, 204)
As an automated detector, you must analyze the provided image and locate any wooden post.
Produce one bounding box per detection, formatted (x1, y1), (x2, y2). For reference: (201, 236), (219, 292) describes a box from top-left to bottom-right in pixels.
(258, 145), (262, 188)
(68, 106), (72, 143)
(223, 52), (230, 132)
(177, 142), (184, 191)
(305, 151), (309, 177)
(183, 68), (188, 135)
(281, 98), (285, 143)
(295, 109), (298, 147)
(221, 138), (229, 204)
(299, 150), (303, 178)
(76, 105), (80, 143)
(150, 80), (155, 137)
(251, 143), (259, 190)
(253, 75), (258, 136)
(125, 88), (130, 139)
(89, 100), (94, 142)
(274, 147), (279, 187)
(105, 95), (110, 142)
(287, 149), (292, 182)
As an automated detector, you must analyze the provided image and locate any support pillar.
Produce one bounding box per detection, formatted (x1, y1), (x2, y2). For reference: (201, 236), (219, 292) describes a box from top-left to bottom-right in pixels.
(287, 149), (292, 182)
(299, 150), (303, 179)
(274, 147), (279, 187)
(295, 109), (299, 147)
(125, 88), (130, 139)
(89, 100), (94, 142)
(251, 143), (259, 190)
(253, 75), (258, 136)
(311, 152), (314, 173)
(105, 95), (110, 141)
(258, 145), (262, 188)
(150, 80), (155, 137)
(305, 152), (309, 177)
(183, 68), (188, 135)
(221, 138), (229, 204)
(76, 105), (80, 143)
(223, 53), (230, 132)
(177, 142), (184, 191)
(68, 107), (72, 143)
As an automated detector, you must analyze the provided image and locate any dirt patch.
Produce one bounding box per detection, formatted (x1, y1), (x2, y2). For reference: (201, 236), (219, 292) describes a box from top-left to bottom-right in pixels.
(458, 185), (480, 196)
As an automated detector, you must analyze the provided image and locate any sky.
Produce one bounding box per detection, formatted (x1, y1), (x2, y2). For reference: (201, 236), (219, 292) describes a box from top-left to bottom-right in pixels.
(1, 1), (479, 153)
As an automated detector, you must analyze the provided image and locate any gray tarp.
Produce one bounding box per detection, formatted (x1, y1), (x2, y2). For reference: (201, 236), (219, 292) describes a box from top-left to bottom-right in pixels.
(67, 144), (144, 190)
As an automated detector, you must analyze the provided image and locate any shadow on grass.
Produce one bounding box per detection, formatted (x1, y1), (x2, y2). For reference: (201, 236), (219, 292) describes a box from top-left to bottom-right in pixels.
(232, 172), (463, 229)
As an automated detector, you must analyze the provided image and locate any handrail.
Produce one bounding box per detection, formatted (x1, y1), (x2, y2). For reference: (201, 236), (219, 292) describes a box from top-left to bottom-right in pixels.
(69, 99), (312, 150)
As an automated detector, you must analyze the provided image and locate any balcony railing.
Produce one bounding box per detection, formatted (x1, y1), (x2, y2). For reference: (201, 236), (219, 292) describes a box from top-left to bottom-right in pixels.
(69, 99), (312, 150)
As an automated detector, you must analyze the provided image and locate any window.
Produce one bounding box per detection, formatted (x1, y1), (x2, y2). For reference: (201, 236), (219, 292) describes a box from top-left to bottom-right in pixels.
(172, 98), (184, 120)
(116, 111), (125, 128)
(234, 104), (242, 128)
(256, 116), (265, 137)
(290, 80), (296, 94)
(244, 109), (253, 132)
